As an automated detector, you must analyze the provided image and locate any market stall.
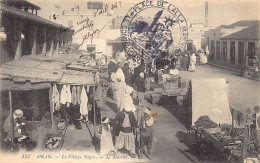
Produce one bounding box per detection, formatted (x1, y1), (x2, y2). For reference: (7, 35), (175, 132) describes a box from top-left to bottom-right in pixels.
(182, 78), (259, 161)
(146, 71), (187, 105)
(0, 54), (98, 152)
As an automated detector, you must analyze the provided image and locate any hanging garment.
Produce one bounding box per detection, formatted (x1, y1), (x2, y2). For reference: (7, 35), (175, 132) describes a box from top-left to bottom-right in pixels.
(76, 86), (81, 105)
(86, 86), (90, 93)
(80, 86), (88, 115)
(52, 84), (60, 111)
(60, 85), (68, 105)
(60, 85), (72, 105)
(71, 86), (77, 105)
(67, 85), (72, 104)
(95, 72), (100, 84)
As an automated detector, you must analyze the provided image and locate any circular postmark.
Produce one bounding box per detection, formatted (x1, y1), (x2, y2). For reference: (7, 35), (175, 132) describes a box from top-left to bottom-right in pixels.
(121, 0), (188, 60)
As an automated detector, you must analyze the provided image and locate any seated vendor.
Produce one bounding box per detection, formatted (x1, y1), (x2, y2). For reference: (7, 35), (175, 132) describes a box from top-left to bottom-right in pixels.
(3, 109), (27, 142)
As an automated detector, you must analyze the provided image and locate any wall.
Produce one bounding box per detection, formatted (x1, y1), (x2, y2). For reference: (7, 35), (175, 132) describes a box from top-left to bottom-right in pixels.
(188, 23), (204, 51)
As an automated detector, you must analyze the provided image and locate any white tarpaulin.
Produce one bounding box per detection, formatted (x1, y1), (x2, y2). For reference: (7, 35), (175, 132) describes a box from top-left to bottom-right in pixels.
(191, 78), (232, 125)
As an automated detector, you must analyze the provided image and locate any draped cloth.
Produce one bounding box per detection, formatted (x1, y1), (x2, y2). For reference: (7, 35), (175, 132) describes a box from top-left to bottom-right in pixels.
(71, 86), (77, 105)
(52, 84), (60, 111)
(120, 85), (136, 112)
(60, 85), (71, 105)
(80, 86), (88, 115)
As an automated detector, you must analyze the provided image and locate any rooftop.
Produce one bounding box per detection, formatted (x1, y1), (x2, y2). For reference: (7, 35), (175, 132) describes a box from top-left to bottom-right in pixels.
(227, 20), (260, 28)
(1, 0), (41, 10)
(1, 3), (71, 30)
(221, 24), (260, 40)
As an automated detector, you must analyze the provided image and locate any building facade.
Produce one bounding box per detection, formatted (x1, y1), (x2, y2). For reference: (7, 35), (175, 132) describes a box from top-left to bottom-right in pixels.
(203, 20), (260, 67)
(52, 1), (120, 58)
(187, 23), (204, 52)
(0, 0), (73, 65)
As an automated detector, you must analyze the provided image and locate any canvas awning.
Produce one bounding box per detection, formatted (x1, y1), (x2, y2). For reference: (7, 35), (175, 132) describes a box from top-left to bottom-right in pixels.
(59, 70), (96, 86)
(191, 78), (232, 125)
(0, 79), (51, 91)
(0, 55), (96, 86)
(0, 65), (64, 83)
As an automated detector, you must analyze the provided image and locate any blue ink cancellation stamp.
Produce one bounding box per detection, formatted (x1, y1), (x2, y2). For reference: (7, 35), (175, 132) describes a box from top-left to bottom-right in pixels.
(121, 0), (188, 60)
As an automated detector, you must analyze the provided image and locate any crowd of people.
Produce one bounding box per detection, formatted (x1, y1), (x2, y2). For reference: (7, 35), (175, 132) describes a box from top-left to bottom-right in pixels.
(100, 48), (210, 158)
(98, 57), (157, 159)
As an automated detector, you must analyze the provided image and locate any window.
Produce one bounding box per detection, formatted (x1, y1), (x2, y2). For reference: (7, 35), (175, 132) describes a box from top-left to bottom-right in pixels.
(230, 41), (235, 64)
(222, 41), (227, 61)
(238, 42), (244, 65)
(248, 42), (255, 59)
(210, 40), (215, 58)
(216, 41), (220, 59)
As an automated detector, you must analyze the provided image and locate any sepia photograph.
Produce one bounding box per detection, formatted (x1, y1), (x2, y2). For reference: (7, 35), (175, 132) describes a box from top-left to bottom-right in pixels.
(0, 0), (259, 162)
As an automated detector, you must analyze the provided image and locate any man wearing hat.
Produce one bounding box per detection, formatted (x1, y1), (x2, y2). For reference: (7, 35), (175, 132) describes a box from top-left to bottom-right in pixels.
(3, 109), (26, 142)
(139, 107), (154, 158)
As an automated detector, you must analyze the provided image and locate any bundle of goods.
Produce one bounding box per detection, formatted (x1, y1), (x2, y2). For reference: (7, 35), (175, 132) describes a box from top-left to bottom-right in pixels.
(45, 135), (63, 149)
(164, 82), (178, 90)
(150, 83), (163, 92)
(179, 81), (186, 88)
(195, 115), (218, 128)
(166, 74), (179, 82)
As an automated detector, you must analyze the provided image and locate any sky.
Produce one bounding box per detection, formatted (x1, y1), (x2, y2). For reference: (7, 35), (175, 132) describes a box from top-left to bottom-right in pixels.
(28, 0), (260, 27)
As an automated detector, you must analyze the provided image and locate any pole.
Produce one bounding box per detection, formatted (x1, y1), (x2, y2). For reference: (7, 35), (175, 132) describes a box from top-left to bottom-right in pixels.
(93, 86), (96, 133)
(49, 84), (54, 129)
(242, 125), (249, 160)
(9, 91), (14, 151)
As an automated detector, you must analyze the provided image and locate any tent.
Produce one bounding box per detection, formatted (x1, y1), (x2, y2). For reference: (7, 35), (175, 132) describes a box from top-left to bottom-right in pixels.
(184, 78), (232, 126)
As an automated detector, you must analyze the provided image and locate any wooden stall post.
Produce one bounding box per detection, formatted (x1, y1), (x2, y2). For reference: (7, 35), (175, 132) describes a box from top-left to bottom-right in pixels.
(93, 86), (96, 133)
(242, 125), (249, 160)
(242, 108), (253, 160)
(49, 84), (55, 129)
(9, 91), (14, 151)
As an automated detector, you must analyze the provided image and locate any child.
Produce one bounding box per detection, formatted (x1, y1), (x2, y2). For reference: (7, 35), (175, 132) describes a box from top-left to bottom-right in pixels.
(139, 107), (155, 158)
(99, 117), (114, 156)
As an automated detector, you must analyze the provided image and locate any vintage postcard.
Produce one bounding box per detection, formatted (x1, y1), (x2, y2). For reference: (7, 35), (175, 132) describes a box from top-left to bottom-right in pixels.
(0, 0), (259, 162)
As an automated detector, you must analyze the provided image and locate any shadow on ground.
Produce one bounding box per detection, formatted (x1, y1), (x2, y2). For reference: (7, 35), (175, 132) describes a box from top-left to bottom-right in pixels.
(162, 104), (192, 129)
